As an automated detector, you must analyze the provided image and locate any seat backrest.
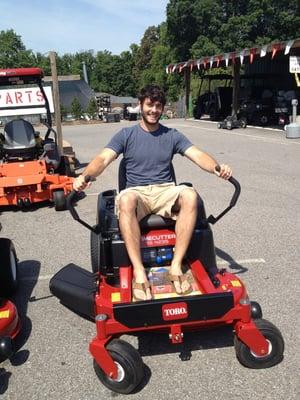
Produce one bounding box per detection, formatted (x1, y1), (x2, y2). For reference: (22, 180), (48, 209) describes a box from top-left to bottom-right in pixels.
(3, 119), (36, 150)
(118, 158), (176, 192)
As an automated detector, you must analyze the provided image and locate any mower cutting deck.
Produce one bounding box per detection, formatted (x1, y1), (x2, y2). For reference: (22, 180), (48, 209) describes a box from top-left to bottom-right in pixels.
(50, 172), (284, 394)
(0, 68), (74, 210)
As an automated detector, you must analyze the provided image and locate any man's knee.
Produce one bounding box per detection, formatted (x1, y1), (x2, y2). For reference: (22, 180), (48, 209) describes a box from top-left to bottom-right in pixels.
(178, 188), (198, 209)
(118, 192), (138, 213)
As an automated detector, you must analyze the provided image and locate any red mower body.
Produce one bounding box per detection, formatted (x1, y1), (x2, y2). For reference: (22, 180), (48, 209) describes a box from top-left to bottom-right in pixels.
(0, 298), (20, 339)
(0, 159), (74, 206)
(89, 231), (269, 380)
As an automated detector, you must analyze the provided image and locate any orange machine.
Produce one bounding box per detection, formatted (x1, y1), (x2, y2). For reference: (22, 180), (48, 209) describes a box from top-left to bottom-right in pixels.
(0, 68), (74, 210)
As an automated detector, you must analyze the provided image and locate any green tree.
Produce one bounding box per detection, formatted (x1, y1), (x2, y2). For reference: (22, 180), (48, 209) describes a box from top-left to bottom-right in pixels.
(166, 0), (300, 60)
(70, 97), (83, 119)
(0, 29), (35, 68)
(86, 98), (98, 119)
(34, 52), (51, 75)
(60, 103), (69, 121)
(133, 26), (160, 86)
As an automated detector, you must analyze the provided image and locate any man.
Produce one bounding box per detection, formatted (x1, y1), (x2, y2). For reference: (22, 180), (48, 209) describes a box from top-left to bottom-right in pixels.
(74, 85), (232, 301)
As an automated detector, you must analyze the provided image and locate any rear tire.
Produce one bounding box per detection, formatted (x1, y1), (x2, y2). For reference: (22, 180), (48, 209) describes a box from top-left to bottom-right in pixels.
(53, 190), (66, 211)
(234, 319), (284, 368)
(240, 118), (247, 128)
(94, 339), (144, 394)
(226, 120), (233, 130)
(0, 238), (18, 297)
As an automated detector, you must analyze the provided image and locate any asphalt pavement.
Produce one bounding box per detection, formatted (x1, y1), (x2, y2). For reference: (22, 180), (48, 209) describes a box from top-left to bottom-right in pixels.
(0, 119), (299, 400)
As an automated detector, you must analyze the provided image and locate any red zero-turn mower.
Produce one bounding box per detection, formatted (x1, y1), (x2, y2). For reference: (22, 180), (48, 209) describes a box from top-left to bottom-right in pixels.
(0, 234), (20, 362)
(50, 165), (284, 394)
(0, 68), (74, 210)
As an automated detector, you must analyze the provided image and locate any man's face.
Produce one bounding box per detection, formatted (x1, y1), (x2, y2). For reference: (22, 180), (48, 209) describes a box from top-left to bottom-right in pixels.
(140, 97), (164, 125)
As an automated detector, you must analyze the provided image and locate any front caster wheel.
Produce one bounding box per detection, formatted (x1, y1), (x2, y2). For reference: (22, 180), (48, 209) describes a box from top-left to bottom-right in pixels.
(94, 339), (144, 394)
(250, 301), (263, 319)
(234, 318), (284, 369)
(53, 190), (66, 211)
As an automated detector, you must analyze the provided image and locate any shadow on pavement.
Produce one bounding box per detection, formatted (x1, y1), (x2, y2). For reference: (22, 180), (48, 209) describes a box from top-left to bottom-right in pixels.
(215, 247), (248, 274)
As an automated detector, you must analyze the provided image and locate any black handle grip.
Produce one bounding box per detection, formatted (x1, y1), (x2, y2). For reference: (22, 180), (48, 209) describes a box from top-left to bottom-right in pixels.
(228, 176), (241, 207)
(206, 166), (241, 224)
(66, 175), (96, 232)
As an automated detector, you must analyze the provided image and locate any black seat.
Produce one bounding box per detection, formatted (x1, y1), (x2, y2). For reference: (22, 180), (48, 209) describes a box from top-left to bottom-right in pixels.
(3, 119), (37, 160)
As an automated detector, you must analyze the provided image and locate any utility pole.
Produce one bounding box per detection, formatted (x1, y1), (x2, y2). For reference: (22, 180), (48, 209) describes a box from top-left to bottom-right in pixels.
(232, 63), (240, 116)
(184, 68), (191, 119)
(49, 51), (63, 152)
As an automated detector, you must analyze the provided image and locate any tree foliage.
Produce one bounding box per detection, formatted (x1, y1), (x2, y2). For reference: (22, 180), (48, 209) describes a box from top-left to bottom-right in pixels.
(0, 29), (35, 68)
(86, 98), (98, 119)
(70, 97), (83, 119)
(166, 0), (300, 60)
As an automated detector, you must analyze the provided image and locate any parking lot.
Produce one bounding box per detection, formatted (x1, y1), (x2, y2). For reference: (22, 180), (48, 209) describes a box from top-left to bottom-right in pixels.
(0, 119), (299, 400)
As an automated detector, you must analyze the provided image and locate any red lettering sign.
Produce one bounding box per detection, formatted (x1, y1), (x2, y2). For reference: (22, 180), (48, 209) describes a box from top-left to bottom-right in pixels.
(162, 302), (188, 321)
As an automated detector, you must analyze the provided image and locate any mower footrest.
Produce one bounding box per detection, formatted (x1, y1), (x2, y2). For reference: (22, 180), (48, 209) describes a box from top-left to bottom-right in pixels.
(49, 264), (96, 320)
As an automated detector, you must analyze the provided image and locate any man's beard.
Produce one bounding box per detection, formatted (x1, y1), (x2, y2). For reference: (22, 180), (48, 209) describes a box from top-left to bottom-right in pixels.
(141, 109), (161, 125)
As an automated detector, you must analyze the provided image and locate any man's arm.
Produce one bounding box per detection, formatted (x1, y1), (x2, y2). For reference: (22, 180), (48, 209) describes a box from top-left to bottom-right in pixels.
(184, 145), (232, 179)
(73, 148), (117, 191)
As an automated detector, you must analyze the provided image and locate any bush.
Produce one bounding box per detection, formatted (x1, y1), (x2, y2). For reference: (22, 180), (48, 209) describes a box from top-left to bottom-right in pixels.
(86, 98), (98, 119)
(70, 97), (83, 120)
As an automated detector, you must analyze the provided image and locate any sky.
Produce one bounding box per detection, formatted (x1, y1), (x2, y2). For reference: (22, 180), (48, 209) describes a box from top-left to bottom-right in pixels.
(1, 0), (169, 55)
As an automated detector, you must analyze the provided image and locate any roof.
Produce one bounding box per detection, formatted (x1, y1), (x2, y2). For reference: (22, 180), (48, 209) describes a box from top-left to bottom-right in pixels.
(96, 92), (138, 104)
(58, 79), (95, 109)
(166, 38), (300, 74)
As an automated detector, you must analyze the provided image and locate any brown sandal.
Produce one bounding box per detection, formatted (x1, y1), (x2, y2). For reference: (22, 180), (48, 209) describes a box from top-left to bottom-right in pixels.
(132, 280), (152, 301)
(169, 273), (193, 295)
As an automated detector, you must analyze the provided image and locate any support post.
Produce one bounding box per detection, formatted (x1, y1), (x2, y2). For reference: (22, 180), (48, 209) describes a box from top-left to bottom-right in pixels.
(49, 51), (63, 153)
(184, 68), (191, 119)
(232, 63), (241, 116)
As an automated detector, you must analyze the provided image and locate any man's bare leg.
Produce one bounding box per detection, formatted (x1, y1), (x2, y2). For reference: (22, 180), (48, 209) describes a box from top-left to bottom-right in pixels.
(170, 188), (198, 293)
(118, 192), (152, 300)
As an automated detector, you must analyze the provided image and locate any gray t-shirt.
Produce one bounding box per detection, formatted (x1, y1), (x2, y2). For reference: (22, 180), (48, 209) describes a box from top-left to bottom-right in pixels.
(106, 123), (193, 187)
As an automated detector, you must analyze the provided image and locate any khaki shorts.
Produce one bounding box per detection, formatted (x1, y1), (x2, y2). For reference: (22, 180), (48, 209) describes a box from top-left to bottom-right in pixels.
(115, 183), (193, 221)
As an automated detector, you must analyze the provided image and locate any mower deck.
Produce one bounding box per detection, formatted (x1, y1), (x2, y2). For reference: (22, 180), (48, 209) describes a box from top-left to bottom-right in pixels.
(0, 159), (74, 206)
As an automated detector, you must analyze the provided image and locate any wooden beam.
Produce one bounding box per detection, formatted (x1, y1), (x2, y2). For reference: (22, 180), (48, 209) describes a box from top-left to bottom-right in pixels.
(49, 51), (63, 153)
(232, 63), (241, 116)
(184, 68), (191, 119)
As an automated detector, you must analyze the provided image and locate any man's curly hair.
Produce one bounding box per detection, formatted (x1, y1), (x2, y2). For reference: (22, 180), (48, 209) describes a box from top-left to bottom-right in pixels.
(138, 85), (166, 106)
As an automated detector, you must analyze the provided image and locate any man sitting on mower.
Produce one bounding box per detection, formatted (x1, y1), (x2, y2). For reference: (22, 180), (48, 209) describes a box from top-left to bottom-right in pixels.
(74, 85), (232, 301)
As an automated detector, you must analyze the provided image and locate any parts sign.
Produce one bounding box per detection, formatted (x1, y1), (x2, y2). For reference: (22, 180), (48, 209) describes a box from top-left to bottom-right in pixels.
(0, 86), (54, 116)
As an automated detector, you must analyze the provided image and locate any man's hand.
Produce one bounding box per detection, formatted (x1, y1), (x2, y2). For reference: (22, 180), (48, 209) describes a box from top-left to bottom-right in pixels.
(73, 175), (92, 191)
(214, 164), (232, 180)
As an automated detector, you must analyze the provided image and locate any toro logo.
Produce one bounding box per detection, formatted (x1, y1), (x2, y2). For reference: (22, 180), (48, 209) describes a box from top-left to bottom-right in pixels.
(162, 302), (188, 321)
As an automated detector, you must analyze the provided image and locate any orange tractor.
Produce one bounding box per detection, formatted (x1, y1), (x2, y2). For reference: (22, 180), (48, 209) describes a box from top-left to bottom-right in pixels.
(0, 68), (74, 210)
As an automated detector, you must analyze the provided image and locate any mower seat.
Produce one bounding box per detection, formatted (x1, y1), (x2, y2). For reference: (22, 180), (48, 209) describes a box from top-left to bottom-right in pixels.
(3, 119), (37, 160)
